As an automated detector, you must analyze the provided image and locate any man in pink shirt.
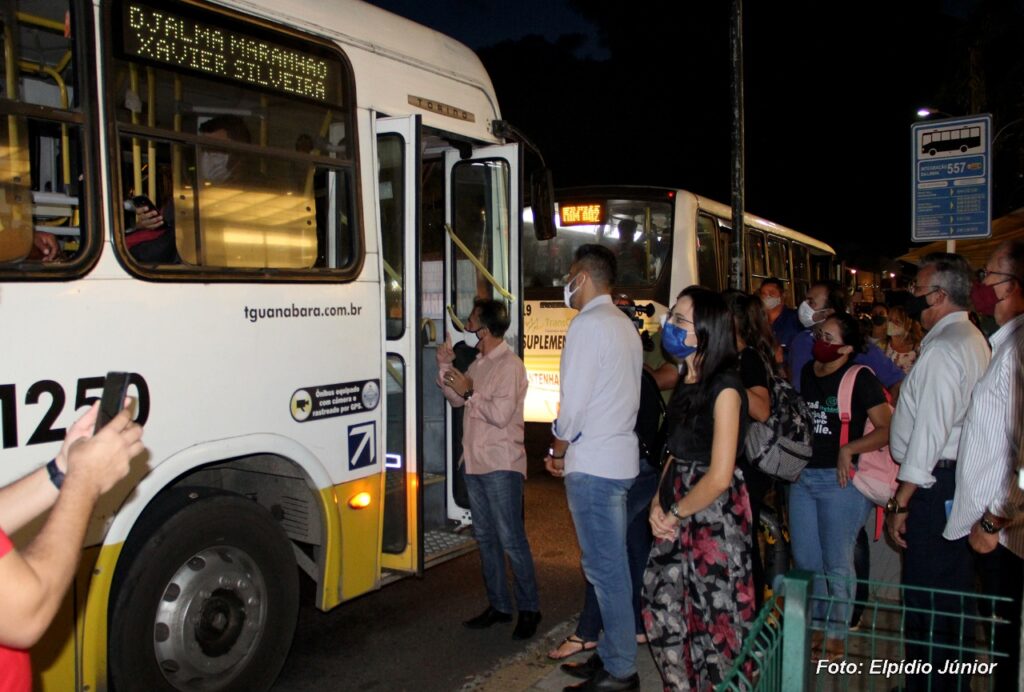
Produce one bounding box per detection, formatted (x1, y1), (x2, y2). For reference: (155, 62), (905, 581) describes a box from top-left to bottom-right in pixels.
(440, 299), (541, 640)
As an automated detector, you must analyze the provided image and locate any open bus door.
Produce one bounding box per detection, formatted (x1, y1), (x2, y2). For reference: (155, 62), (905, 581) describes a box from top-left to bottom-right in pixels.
(443, 143), (522, 524)
(377, 118), (521, 574)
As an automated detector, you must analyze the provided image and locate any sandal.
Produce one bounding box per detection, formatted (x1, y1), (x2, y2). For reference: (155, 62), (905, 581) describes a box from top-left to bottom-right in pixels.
(547, 634), (597, 660)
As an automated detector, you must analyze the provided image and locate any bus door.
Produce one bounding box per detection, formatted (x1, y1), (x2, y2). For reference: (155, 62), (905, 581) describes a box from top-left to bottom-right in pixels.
(376, 115), (424, 574)
(443, 144), (521, 526)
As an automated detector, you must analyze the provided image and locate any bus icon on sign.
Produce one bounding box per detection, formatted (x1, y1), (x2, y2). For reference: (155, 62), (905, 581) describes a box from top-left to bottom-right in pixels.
(921, 126), (982, 156)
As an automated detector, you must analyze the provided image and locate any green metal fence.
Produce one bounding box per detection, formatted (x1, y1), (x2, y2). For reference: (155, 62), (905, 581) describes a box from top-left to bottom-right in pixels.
(718, 571), (1013, 691)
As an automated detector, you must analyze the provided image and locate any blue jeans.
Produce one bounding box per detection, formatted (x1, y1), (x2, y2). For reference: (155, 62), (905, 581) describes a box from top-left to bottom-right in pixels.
(578, 458), (659, 638)
(788, 467), (871, 638)
(465, 471), (539, 613)
(565, 472), (637, 678)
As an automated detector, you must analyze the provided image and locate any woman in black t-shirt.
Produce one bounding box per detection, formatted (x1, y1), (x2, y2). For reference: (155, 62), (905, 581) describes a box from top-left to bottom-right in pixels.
(642, 286), (755, 689)
(724, 291), (776, 610)
(792, 312), (891, 660)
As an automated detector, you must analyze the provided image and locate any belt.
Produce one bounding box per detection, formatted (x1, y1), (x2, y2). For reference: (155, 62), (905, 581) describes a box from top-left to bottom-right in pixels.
(934, 459), (957, 470)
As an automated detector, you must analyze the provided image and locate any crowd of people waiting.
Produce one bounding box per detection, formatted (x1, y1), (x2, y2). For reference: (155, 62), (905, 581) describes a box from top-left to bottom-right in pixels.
(441, 240), (1024, 692)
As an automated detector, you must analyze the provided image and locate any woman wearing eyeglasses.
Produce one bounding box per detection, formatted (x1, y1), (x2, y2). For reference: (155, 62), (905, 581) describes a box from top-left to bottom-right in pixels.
(792, 312), (892, 661)
(642, 286), (755, 690)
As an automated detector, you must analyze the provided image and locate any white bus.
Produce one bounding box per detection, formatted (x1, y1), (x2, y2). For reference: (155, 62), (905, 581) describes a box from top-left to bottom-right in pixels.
(521, 186), (836, 422)
(0, 1), (544, 689)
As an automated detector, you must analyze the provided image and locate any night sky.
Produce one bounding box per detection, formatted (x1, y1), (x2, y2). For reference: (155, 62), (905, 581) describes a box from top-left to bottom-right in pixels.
(366, 0), (1024, 267)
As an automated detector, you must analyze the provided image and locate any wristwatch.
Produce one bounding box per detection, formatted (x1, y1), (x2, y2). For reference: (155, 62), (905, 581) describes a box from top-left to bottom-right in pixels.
(979, 514), (1004, 534)
(547, 447), (565, 460)
(669, 503), (683, 520)
(46, 458), (65, 490)
(885, 497), (908, 514)
(462, 388), (474, 400)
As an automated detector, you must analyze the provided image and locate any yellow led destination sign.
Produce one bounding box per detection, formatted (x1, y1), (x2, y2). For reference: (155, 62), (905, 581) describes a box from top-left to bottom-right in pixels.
(559, 203), (604, 226)
(122, 3), (338, 102)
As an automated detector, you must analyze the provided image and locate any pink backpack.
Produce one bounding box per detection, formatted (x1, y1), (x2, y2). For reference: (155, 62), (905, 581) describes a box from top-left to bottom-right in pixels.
(838, 365), (897, 540)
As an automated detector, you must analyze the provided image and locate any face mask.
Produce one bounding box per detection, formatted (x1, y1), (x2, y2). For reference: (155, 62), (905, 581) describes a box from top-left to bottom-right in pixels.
(886, 323), (905, 337)
(970, 280), (1014, 317)
(563, 273), (585, 309)
(812, 338), (845, 364)
(762, 296), (781, 311)
(798, 300), (824, 328)
(201, 151), (231, 184)
(871, 314), (887, 326)
(661, 319), (697, 360)
(905, 290), (937, 321)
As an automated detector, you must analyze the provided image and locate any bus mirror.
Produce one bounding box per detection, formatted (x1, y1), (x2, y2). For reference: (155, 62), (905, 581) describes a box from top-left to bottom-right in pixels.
(530, 169), (556, 241)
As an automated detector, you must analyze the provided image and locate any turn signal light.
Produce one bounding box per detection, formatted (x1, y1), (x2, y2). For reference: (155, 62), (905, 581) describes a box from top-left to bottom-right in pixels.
(348, 492), (372, 509)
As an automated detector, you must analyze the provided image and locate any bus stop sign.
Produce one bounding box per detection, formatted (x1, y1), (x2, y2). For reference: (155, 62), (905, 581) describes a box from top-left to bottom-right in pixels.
(911, 114), (992, 242)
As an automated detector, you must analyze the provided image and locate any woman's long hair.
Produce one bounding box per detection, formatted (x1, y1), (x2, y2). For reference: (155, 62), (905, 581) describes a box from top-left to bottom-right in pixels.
(723, 290), (777, 372)
(666, 286), (738, 424)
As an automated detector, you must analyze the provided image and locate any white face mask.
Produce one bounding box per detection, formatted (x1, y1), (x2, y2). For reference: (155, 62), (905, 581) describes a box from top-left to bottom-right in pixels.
(761, 296), (781, 311)
(886, 323), (905, 338)
(200, 151), (231, 184)
(798, 300), (822, 328)
(564, 274), (585, 309)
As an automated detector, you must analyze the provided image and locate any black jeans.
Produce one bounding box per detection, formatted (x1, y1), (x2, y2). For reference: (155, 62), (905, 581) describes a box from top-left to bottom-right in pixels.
(902, 468), (975, 692)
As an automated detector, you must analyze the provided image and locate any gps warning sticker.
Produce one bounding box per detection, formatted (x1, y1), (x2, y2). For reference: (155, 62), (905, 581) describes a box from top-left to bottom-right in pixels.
(290, 379), (380, 422)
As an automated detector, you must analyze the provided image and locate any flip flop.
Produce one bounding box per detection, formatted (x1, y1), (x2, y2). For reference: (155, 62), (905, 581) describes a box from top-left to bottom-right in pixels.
(547, 634), (597, 660)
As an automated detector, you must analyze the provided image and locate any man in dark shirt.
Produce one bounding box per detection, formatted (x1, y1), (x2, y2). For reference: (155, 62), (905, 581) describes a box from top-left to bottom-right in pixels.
(759, 278), (801, 357)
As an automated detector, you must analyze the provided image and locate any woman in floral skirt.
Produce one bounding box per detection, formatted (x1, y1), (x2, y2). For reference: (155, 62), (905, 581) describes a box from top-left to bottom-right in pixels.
(642, 286), (756, 690)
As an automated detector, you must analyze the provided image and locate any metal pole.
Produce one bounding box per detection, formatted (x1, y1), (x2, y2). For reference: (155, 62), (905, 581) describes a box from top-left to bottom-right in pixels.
(730, 0), (745, 290)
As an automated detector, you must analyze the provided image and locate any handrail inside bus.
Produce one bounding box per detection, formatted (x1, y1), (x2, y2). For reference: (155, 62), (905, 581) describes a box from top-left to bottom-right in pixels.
(445, 304), (465, 332)
(443, 223), (515, 302)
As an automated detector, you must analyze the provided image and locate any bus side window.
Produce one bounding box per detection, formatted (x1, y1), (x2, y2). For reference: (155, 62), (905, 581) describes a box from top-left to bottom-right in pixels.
(0, 3), (92, 272)
(745, 228), (767, 288)
(695, 213), (720, 290)
(766, 235), (791, 301)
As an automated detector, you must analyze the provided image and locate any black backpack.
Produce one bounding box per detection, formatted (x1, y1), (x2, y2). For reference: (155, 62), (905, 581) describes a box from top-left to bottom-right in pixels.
(743, 353), (813, 481)
(635, 369), (667, 464)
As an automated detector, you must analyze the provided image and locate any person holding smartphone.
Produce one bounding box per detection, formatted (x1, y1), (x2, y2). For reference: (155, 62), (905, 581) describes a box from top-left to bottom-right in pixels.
(0, 402), (144, 690)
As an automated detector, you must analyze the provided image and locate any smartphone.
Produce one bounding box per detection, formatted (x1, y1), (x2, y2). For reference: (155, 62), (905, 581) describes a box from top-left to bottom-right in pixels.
(95, 372), (131, 432)
(132, 194), (156, 211)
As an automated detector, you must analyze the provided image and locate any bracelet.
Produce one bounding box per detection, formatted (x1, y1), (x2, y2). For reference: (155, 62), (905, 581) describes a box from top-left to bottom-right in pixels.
(547, 447), (565, 459)
(46, 458), (65, 490)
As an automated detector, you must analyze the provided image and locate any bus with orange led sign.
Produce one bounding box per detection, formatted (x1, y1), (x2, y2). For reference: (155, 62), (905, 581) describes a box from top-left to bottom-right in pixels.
(522, 186), (835, 423)
(0, 0), (543, 689)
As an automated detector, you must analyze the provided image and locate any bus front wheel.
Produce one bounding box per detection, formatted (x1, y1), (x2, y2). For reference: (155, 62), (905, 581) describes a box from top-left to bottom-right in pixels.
(110, 492), (299, 691)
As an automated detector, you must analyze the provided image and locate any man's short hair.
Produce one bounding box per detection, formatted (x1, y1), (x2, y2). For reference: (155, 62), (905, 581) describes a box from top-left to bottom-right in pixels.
(919, 252), (973, 309)
(811, 279), (847, 313)
(473, 298), (511, 338)
(199, 115), (252, 144)
(574, 244), (617, 287)
(760, 277), (785, 293)
(997, 240), (1024, 284)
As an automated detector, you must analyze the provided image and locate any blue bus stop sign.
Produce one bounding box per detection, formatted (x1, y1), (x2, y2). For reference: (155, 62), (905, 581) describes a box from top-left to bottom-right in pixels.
(911, 114), (992, 242)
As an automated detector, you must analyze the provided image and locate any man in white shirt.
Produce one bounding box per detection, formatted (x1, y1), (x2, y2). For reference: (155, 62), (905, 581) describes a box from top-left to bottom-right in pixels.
(945, 241), (1024, 690)
(887, 253), (990, 692)
(545, 244), (642, 692)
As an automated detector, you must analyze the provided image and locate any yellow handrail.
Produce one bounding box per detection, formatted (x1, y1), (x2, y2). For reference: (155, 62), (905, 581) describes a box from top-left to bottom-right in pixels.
(444, 223), (515, 302)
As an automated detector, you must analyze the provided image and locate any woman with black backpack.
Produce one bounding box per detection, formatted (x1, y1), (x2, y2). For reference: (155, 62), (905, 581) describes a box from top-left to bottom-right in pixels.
(723, 291), (777, 609)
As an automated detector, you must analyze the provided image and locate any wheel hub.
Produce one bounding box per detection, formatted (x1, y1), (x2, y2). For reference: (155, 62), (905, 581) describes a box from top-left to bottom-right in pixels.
(153, 546), (267, 689)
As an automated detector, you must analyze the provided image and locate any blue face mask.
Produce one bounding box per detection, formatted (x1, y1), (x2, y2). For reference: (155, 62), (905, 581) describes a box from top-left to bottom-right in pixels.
(662, 321), (697, 360)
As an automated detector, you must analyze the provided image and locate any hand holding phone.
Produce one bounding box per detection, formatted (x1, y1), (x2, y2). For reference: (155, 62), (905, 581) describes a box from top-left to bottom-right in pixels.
(95, 372), (132, 432)
(132, 195), (156, 211)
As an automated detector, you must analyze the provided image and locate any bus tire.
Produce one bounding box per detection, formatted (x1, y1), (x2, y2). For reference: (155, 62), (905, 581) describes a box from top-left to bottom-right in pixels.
(109, 492), (299, 691)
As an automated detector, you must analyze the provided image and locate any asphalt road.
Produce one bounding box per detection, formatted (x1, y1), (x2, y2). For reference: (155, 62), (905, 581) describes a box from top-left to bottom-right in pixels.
(273, 424), (588, 692)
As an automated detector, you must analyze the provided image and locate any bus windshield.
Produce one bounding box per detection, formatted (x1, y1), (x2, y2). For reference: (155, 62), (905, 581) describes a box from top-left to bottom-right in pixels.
(523, 196), (673, 289)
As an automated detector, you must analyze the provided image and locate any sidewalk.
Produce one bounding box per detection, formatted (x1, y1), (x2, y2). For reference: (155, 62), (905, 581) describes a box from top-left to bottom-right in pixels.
(464, 619), (664, 692)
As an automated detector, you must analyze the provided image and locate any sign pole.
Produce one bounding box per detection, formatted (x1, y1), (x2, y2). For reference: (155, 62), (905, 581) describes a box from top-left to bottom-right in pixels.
(730, 0), (745, 290)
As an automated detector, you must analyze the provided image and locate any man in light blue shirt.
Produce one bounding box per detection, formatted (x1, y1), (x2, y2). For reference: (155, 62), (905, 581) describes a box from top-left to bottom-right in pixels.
(788, 280), (904, 397)
(545, 244), (642, 692)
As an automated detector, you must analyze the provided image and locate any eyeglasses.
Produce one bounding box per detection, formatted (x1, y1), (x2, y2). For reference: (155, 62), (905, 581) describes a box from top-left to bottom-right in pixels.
(665, 311), (694, 327)
(908, 282), (941, 295)
(978, 269), (1017, 283)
